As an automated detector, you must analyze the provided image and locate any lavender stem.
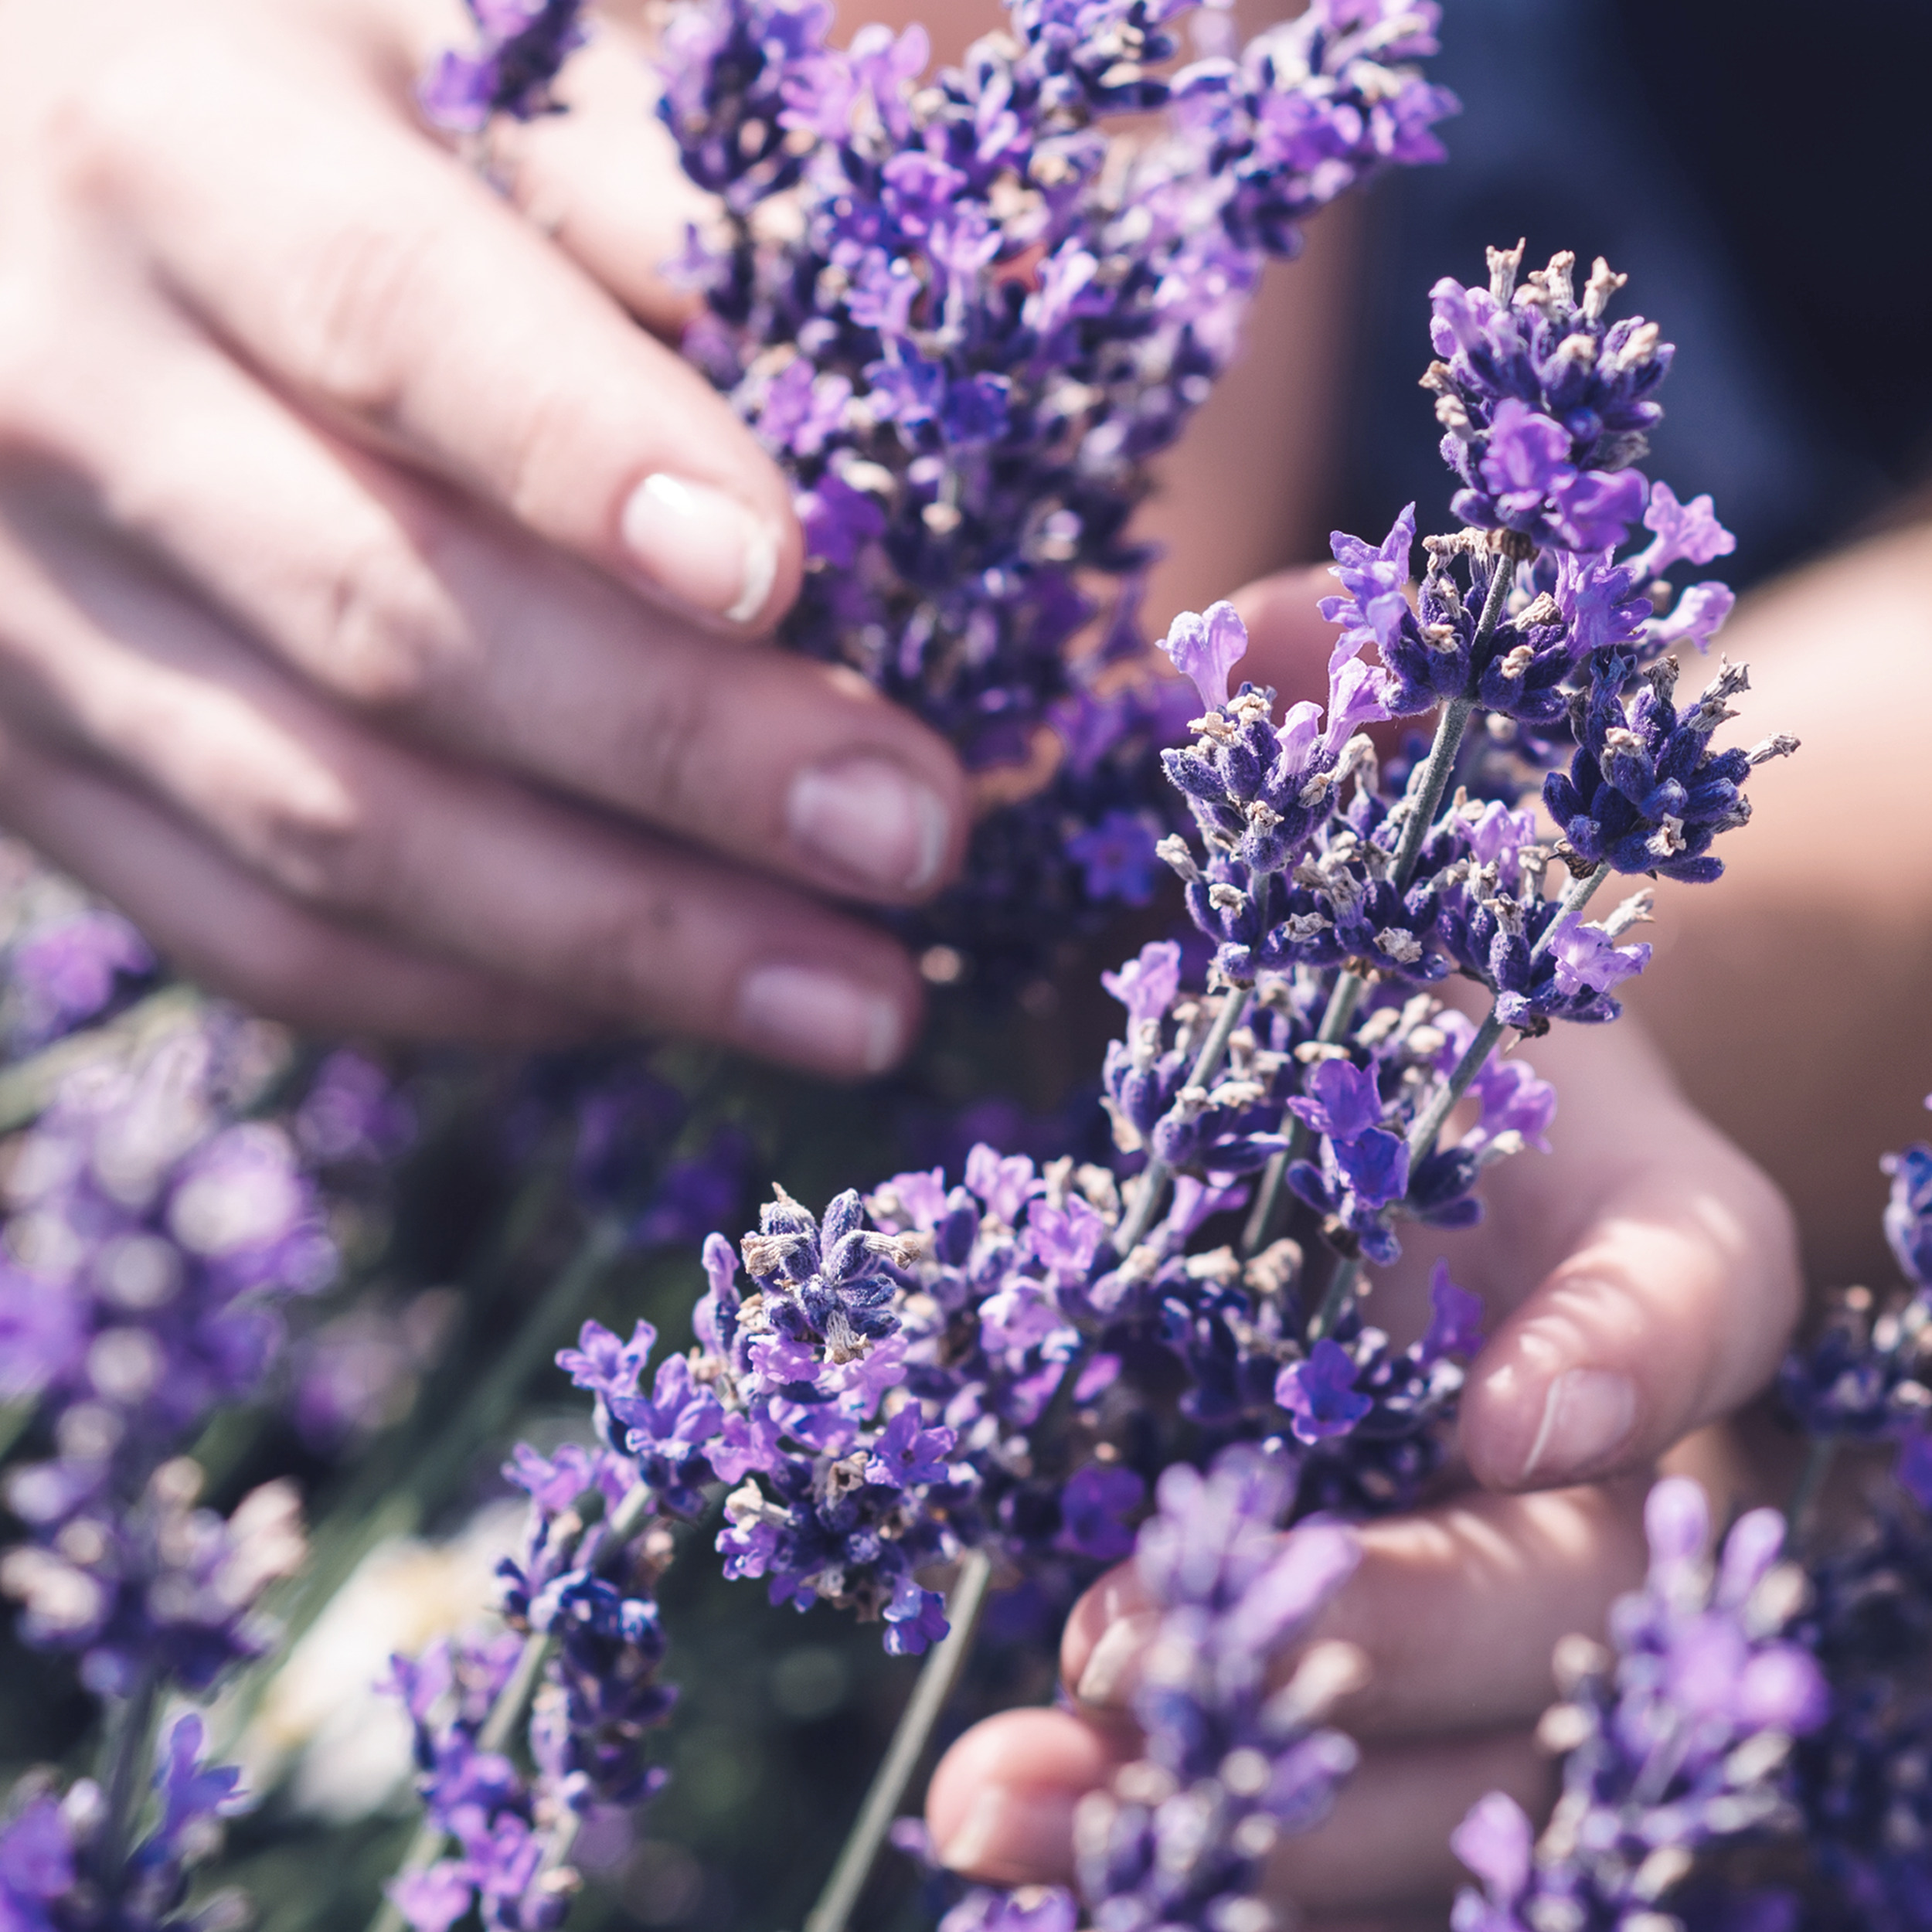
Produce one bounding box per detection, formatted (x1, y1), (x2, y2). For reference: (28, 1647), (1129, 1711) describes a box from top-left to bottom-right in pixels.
(802, 1547), (996, 1932)
(95, 1667), (162, 1896)
(1784, 1437), (1838, 1549)
(1241, 968), (1368, 1256)
(1116, 985), (1253, 1255)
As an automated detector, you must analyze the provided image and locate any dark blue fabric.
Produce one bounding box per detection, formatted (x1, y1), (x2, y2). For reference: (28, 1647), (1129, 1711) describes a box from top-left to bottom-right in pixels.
(1335, 0), (1932, 587)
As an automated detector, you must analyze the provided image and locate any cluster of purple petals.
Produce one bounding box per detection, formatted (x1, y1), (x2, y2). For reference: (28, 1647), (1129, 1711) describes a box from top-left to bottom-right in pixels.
(386, 1434), (677, 1932)
(596, 1133), (1492, 1656)
(418, 0), (589, 134)
(1425, 244), (1666, 556)
(1069, 1448), (1362, 1931)
(0, 1715), (246, 1932)
(0, 1023), (333, 1694)
(642, 0), (1454, 964)
(3, 909), (156, 1053)
(1451, 1479), (1829, 1931)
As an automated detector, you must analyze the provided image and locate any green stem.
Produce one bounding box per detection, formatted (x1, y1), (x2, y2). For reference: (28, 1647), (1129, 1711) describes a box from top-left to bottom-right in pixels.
(1305, 1254), (1364, 1344)
(803, 1548), (997, 1932)
(0, 1397), (36, 1467)
(95, 1669), (163, 1895)
(1114, 985), (1253, 1255)
(1784, 1438), (1838, 1549)
(1383, 551), (1519, 897)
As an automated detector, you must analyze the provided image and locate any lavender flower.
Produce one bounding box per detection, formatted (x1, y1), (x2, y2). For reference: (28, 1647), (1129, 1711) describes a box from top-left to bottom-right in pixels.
(1452, 1480), (1828, 1930)
(0, 1023), (332, 1693)
(419, 1), (589, 134)
(0, 1715), (247, 1932)
(1780, 1116), (1932, 1443)
(1070, 1447), (1362, 1932)
(640, 0), (1454, 966)
(4, 908), (155, 1051)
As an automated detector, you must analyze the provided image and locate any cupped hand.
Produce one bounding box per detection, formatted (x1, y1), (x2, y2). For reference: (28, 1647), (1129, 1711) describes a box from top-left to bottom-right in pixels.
(0, 0), (967, 1066)
(927, 903), (1801, 1920)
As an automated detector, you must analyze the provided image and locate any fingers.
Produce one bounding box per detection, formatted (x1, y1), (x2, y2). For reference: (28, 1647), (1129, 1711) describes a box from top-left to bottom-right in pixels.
(0, 726), (582, 1042)
(1455, 1022), (1802, 1493)
(924, 1706), (1548, 1917)
(1061, 1481), (1648, 1743)
(20, 318), (962, 903)
(0, 502), (923, 1076)
(83, 5), (800, 630)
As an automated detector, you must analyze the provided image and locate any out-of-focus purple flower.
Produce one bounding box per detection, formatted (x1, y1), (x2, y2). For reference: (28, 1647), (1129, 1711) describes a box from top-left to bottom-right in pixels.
(6, 910), (155, 1050)
(420, 0), (589, 133)
(1055, 1464), (1146, 1563)
(1070, 1450), (1361, 1931)
(1452, 1479), (1828, 1928)
(1101, 943), (1182, 1031)
(0, 1023), (332, 1693)
(1065, 811), (1162, 905)
(1884, 1139), (1932, 1287)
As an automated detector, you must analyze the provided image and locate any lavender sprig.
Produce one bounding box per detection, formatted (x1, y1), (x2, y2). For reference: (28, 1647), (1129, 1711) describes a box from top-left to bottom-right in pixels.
(1451, 1479), (1828, 1930)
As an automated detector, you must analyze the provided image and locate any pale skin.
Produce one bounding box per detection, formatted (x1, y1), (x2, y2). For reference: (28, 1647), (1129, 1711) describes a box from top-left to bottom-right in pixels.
(0, 0), (1913, 1921)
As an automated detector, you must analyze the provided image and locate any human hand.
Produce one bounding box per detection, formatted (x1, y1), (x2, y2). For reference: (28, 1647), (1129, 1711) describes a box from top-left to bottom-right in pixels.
(927, 958), (1801, 1923)
(0, 0), (966, 1069)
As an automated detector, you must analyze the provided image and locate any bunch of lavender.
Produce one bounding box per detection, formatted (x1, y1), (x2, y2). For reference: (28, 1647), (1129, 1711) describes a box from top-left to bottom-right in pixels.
(0, 1019), (332, 1696)
(1778, 1098), (1932, 1461)
(1450, 1478), (1828, 1930)
(427, 0), (1457, 977)
(0, 1019), (419, 1932)
(375, 247), (1784, 1932)
(940, 1448), (1362, 1932)
(383, 1427), (676, 1932)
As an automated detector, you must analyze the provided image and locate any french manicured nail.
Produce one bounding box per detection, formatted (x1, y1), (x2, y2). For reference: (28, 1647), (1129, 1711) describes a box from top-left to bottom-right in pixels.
(737, 964), (902, 1074)
(620, 473), (778, 624)
(787, 757), (951, 896)
(1074, 1611), (1162, 1709)
(939, 1785), (1077, 1881)
(1518, 1367), (1638, 1485)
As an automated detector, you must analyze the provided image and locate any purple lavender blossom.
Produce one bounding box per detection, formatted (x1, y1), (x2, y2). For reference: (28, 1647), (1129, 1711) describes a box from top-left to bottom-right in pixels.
(641, 0), (1454, 968)
(0, 1025), (332, 1692)
(5, 910), (155, 1050)
(420, 0), (589, 134)
(1452, 1480), (1828, 1929)
(1071, 1449), (1362, 1932)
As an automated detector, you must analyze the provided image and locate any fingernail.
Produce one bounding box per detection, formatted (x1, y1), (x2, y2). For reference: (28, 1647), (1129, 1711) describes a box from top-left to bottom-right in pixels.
(1074, 1611), (1162, 1709)
(939, 1785), (1077, 1882)
(737, 964), (903, 1074)
(1518, 1367), (1638, 1486)
(620, 473), (778, 624)
(787, 757), (951, 896)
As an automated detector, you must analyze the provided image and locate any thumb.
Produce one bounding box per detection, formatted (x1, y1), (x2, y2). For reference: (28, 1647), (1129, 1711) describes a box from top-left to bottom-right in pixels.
(1230, 564), (1341, 696)
(1459, 1033), (1802, 1493)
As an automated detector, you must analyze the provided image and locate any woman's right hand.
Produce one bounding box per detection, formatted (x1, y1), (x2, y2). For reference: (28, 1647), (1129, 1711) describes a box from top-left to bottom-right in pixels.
(0, 0), (967, 1070)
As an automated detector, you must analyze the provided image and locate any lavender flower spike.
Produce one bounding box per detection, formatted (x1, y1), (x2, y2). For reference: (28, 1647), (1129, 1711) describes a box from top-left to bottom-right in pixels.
(1073, 1447), (1363, 1932)
(420, 0), (589, 134)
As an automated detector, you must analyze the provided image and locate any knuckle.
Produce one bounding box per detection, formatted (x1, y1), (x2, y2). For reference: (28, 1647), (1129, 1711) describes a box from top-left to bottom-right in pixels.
(246, 767), (391, 917)
(309, 523), (467, 716)
(281, 213), (440, 423)
(622, 677), (713, 829)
